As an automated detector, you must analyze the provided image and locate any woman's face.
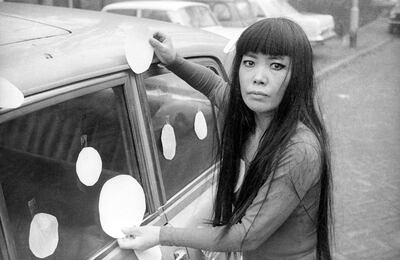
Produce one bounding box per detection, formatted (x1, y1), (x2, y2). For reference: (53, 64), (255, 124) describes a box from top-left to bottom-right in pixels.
(239, 52), (291, 116)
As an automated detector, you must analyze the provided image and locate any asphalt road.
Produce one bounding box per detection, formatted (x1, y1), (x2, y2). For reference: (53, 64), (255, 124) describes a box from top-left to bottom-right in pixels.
(318, 38), (400, 259)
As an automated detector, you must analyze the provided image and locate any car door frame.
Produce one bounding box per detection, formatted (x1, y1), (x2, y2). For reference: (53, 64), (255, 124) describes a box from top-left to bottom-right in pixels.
(136, 56), (227, 260)
(0, 71), (167, 260)
(0, 54), (229, 260)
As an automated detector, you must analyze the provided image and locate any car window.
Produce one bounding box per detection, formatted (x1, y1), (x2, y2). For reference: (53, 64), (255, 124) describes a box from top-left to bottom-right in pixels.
(212, 3), (232, 22)
(143, 62), (220, 200)
(0, 86), (140, 259)
(141, 9), (172, 22)
(183, 6), (220, 27)
(250, 1), (265, 17)
(106, 8), (138, 16)
(235, 1), (257, 24)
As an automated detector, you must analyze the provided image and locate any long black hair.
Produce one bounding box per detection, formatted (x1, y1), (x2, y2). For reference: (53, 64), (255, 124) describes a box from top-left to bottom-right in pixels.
(212, 18), (333, 259)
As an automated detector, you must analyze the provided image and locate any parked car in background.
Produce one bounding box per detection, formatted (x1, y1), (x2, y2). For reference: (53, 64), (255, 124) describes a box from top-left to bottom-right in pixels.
(102, 1), (244, 41)
(388, 0), (400, 33)
(249, 0), (336, 44)
(0, 2), (229, 259)
(183, 0), (258, 27)
(372, 0), (397, 8)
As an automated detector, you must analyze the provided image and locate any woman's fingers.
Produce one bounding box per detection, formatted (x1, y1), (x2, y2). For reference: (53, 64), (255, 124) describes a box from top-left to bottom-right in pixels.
(118, 236), (140, 249)
(153, 31), (167, 43)
(149, 31), (176, 65)
(149, 31), (168, 48)
(117, 226), (161, 250)
(121, 226), (139, 236)
(149, 37), (163, 49)
(148, 37), (157, 47)
(118, 226), (142, 250)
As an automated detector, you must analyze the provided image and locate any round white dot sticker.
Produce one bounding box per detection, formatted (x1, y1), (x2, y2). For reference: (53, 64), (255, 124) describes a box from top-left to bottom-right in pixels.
(125, 26), (154, 74)
(76, 147), (102, 186)
(29, 213), (59, 259)
(99, 175), (146, 238)
(0, 77), (24, 109)
(161, 123), (176, 160)
(194, 111), (207, 140)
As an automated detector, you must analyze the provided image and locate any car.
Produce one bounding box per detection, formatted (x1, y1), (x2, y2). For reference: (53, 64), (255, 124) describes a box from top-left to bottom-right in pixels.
(0, 2), (230, 259)
(371, 0), (397, 8)
(182, 0), (258, 28)
(249, 0), (336, 44)
(101, 1), (244, 41)
(389, 0), (400, 33)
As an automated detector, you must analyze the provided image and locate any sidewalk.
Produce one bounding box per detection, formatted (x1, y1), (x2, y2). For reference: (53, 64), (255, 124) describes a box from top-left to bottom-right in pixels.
(313, 17), (395, 79)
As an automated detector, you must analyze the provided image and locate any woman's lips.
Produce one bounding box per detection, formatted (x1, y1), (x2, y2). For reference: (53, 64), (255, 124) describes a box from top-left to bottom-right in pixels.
(248, 91), (269, 97)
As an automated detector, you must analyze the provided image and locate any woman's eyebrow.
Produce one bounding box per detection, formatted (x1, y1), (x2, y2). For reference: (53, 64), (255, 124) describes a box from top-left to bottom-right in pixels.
(243, 53), (288, 61)
(243, 53), (257, 58)
(268, 55), (285, 60)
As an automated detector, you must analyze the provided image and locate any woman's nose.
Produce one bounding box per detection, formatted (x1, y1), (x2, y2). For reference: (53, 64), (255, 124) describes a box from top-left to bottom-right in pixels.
(252, 67), (267, 85)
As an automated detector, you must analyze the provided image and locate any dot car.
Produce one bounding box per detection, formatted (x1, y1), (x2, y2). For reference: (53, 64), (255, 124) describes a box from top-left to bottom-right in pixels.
(249, 0), (336, 44)
(0, 2), (230, 259)
(101, 1), (244, 41)
(182, 0), (258, 28)
(389, 0), (400, 33)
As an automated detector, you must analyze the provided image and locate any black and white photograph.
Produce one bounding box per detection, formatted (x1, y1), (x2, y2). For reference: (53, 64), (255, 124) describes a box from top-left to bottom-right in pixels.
(0, 0), (399, 259)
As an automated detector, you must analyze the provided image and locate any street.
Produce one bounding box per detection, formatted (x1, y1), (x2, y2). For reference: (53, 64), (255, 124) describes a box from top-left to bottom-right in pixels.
(318, 38), (400, 259)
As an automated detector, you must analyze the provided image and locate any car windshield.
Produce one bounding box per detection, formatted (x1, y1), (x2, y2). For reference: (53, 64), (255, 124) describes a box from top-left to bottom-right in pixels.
(252, 0), (281, 17)
(179, 6), (219, 27)
(235, 1), (257, 26)
(250, 1), (265, 17)
(279, 0), (300, 15)
(105, 8), (138, 16)
(142, 9), (172, 22)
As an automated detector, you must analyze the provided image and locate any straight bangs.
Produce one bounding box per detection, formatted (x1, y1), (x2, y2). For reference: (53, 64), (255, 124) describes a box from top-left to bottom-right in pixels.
(236, 18), (299, 58)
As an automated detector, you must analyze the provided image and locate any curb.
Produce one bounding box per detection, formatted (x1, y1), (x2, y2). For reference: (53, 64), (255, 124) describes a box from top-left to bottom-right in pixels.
(315, 37), (393, 79)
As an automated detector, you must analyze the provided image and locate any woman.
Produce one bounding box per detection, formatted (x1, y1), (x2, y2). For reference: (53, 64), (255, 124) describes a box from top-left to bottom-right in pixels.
(119, 18), (333, 260)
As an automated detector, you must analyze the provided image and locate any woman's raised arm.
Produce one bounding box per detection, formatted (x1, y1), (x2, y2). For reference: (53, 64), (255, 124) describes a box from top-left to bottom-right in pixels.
(150, 32), (228, 109)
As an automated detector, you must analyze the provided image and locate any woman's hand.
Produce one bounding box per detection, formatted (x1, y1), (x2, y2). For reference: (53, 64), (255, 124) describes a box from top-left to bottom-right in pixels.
(117, 226), (161, 251)
(149, 31), (177, 65)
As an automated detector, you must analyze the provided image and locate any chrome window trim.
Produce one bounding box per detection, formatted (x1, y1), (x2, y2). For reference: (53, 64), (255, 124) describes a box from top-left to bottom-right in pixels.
(125, 72), (167, 214)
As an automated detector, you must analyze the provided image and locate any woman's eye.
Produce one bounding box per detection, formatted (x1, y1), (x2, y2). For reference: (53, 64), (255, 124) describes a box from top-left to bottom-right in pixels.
(271, 63), (285, 70)
(243, 60), (255, 67)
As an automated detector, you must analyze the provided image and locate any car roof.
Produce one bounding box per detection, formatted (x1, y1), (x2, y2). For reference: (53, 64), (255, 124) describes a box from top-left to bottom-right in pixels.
(103, 1), (208, 11)
(0, 3), (228, 96)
